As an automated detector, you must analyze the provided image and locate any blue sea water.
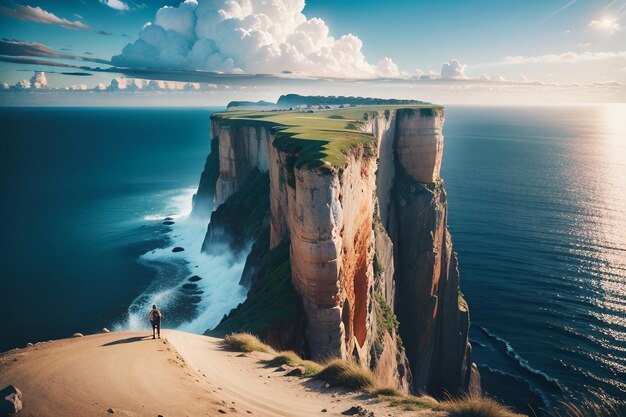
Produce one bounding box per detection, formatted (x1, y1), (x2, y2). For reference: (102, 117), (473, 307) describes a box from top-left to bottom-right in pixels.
(442, 105), (626, 410)
(0, 107), (247, 352)
(1, 105), (624, 411)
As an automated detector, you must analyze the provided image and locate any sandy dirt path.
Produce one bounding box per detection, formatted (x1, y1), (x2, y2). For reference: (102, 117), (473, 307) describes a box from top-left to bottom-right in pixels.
(0, 330), (439, 417)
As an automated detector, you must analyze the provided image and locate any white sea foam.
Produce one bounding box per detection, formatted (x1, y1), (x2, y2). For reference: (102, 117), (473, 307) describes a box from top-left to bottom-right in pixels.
(114, 187), (248, 334)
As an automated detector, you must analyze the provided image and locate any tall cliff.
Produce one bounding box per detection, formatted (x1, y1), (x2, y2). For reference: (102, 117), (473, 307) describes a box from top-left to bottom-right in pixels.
(194, 105), (480, 396)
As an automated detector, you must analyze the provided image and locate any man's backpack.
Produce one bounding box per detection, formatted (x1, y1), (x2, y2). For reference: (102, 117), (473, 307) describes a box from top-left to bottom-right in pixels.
(151, 310), (161, 323)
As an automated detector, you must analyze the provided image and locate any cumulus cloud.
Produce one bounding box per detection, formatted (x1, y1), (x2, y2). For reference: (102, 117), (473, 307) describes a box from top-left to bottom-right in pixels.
(375, 57), (401, 78)
(441, 59), (466, 78)
(14, 79), (31, 89)
(8, 71), (49, 90)
(30, 71), (47, 88)
(101, 76), (204, 92)
(112, 0), (398, 78)
(100, 0), (130, 11)
(0, 4), (90, 30)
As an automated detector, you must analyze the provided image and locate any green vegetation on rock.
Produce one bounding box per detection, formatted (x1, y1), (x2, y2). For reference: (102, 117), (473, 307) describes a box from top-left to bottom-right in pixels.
(208, 237), (303, 345)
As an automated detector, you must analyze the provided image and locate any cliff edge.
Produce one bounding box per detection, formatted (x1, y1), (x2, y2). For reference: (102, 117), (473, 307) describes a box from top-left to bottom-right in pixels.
(193, 104), (480, 397)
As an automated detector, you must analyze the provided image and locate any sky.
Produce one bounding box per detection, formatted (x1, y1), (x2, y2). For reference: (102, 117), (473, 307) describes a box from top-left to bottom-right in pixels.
(0, 0), (625, 105)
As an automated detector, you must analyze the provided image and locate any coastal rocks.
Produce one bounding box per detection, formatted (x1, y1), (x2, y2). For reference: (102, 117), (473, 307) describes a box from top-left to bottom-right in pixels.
(99, 328), (110, 334)
(72, 333), (83, 338)
(1, 385), (23, 415)
(280, 365), (305, 376)
(188, 275), (202, 282)
(341, 406), (373, 416)
(172, 247), (185, 253)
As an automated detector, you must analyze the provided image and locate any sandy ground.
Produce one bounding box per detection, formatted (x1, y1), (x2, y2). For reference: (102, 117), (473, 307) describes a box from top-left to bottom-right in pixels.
(0, 330), (440, 417)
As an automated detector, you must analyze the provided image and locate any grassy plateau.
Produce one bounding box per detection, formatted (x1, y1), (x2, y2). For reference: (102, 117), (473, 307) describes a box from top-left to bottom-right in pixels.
(213, 105), (443, 170)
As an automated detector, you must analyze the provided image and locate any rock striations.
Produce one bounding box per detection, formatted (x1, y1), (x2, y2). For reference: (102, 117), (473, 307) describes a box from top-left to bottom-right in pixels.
(194, 104), (480, 397)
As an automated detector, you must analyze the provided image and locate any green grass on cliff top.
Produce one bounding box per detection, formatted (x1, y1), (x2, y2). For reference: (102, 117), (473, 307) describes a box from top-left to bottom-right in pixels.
(214, 105), (443, 170)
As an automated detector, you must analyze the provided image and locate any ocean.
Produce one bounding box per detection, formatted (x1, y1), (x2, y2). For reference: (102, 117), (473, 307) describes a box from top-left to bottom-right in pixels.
(1, 105), (624, 412)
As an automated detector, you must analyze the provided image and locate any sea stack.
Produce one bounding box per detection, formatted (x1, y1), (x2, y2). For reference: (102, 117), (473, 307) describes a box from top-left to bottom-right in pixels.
(195, 102), (480, 396)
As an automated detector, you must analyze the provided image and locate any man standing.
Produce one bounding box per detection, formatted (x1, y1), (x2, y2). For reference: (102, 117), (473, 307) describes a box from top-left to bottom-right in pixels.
(149, 304), (163, 339)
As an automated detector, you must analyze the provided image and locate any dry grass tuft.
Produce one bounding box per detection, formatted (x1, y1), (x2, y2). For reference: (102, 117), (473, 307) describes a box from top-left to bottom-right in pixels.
(316, 358), (376, 390)
(371, 387), (401, 397)
(547, 400), (625, 417)
(441, 396), (524, 417)
(221, 333), (276, 354)
(264, 350), (323, 377)
(387, 395), (439, 411)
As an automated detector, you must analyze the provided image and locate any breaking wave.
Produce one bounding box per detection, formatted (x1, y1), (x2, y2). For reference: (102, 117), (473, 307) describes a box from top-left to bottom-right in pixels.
(113, 188), (248, 334)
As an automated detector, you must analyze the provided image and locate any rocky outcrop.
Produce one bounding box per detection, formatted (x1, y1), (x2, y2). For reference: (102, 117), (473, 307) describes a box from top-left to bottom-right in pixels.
(195, 105), (478, 396)
(0, 385), (22, 415)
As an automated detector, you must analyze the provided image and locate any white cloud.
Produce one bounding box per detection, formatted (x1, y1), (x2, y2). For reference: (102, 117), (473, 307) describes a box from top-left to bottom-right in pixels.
(100, 0), (130, 12)
(588, 17), (621, 34)
(375, 57), (400, 78)
(112, 0), (395, 78)
(15, 79), (31, 89)
(0, 4), (90, 30)
(441, 59), (466, 78)
(30, 71), (47, 88)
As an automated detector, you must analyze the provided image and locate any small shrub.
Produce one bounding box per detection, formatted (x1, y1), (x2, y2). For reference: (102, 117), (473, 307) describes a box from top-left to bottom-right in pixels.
(222, 333), (275, 354)
(265, 350), (302, 367)
(441, 396), (523, 417)
(316, 358), (376, 390)
(373, 255), (383, 277)
(264, 350), (323, 377)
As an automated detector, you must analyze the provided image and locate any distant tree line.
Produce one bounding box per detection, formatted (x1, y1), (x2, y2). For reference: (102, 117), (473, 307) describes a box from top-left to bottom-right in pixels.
(276, 94), (428, 108)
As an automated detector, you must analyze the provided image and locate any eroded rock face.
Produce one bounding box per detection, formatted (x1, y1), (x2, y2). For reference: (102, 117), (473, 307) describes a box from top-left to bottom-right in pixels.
(269, 148), (377, 361)
(197, 106), (477, 396)
(214, 121), (270, 207)
(395, 108), (444, 183)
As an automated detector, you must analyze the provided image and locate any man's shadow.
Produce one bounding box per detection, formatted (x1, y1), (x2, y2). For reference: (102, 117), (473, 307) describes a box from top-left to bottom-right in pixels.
(101, 336), (151, 347)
